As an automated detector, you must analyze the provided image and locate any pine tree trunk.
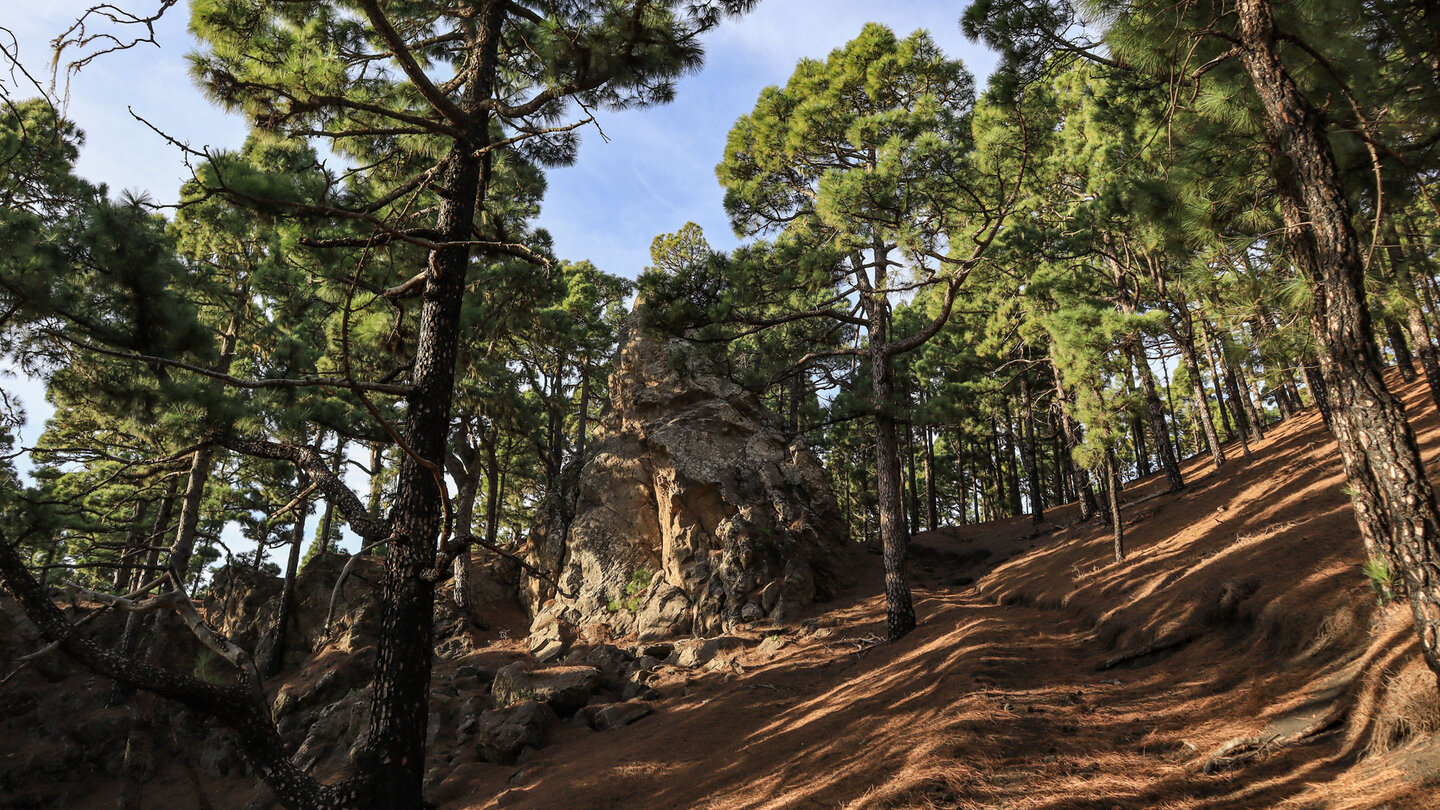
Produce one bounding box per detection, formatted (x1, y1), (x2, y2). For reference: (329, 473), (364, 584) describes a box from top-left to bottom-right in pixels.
(1019, 371), (1044, 523)
(259, 491), (308, 678)
(1290, 367), (1313, 412)
(1001, 399), (1023, 515)
(956, 434), (971, 525)
(1389, 232), (1440, 410)
(923, 424), (938, 532)
(112, 500), (150, 592)
(483, 429), (501, 548)
(1130, 341), (1185, 492)
(1302, 361), (1334, 427)
(368, 442), (387, 520)
(1386, 316), (1418, 380)
(348, 12), (504, 799)
(450, 445), (483, 609)
(108, 480), (177, 708)
(166, 307), (241, 588)
(1052, 420), (1069, 505)
(313, 438), (347, 558)
(1206, 336), (1235, 440)
(1237, 0), (1440, 684)
(1106, 448), (1125, 563)
(872, 337), (914, 640)
(1230, 356), (1266, 441)
(1242, 367), (1270, 435)
(1175, 321), (1225, 468)
(1124, 359), (1152, 479)
(1054, 372), (1098, 520)
(576, 355), (592, 460)
(905, 405), (921, 536)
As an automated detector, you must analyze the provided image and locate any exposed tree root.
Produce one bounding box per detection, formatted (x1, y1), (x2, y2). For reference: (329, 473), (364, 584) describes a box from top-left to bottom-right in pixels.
(1201, 698), (1349, 773)
(1099, 630), (1200, 671)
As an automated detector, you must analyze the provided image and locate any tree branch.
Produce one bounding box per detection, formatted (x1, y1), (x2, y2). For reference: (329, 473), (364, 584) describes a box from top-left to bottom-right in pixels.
(210, 434), (391, 541)
(355, 0), (470, 128)
(45, 330), (413, 396)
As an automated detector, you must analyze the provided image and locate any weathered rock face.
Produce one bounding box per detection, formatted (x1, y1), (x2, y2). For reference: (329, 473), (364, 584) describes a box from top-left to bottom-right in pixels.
(207, 548), (522, 669)
(522, 317), (852, 649)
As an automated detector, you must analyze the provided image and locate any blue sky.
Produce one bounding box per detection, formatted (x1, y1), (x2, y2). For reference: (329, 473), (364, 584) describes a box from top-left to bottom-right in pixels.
(6, 1), (997, 277)
(3, 0), (997, 557)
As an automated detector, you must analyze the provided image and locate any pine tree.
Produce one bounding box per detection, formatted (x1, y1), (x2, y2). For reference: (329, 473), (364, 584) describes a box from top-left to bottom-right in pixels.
(713, 24), (1024, 640)
(0, 3), (759, 808)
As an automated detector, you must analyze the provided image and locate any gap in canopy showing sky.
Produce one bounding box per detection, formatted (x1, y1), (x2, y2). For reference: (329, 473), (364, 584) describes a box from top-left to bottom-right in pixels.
(5, 1), (998, 279)
(2, 0), (998, 563)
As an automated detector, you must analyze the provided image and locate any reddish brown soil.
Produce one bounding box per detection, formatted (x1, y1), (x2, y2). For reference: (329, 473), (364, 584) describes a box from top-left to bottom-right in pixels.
(434, 373), (1440, 810)
(7, 374), (1440, 809)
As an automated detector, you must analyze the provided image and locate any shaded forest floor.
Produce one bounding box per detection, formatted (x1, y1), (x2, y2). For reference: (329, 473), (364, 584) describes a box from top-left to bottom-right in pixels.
(7, 373), (1440, 809)
(436, 372), (1440, 809)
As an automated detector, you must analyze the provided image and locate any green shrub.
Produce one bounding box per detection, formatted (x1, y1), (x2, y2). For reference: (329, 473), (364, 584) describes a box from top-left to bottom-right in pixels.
(1363, 557), (1397, 604)
(608, 567), (654, 613)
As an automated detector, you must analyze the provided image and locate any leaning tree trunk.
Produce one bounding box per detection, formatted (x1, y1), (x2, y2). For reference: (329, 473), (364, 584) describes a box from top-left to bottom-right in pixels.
(1129, 340), (1185, 492)
(1237, 0), (1440, 684)
(111, 500), (150, 593)
(1054, 372), (1099, 521)
(1302, 361), (1334, 428)
(1388, 230), (1440, 411)
(1243, 369), (1270, 435)
(1105, 447), (1125, 563)
(1230, 356), (1266, 441)
(1385, 317), (1418, 381)
(1175, 322), (1225, 469)
(108, 479), (178, 708)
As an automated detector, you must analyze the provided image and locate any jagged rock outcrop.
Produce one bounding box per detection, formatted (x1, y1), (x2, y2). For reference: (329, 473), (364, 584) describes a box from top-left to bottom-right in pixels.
(521, 316), (852, 652)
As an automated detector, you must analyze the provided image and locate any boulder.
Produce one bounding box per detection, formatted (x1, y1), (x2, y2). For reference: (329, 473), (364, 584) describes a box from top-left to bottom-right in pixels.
(475, 700), (555, 765)
(521, 315), (852, 652)
(562, 643), (637, 693)
(669, 635), (745, 669)
(492, 663), (600, 717)
(527, 606), (572, 663)
(577, 701), (654, 731)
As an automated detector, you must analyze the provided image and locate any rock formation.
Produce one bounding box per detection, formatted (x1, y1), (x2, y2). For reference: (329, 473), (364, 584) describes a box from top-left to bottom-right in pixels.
(521, 316), (852, 654)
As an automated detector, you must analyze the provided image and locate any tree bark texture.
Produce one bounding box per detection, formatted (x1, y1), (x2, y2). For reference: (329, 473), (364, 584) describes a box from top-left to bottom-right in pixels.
(1130, 341), (1185, 492)
(1019, 371), (1045, 523)
(1106, 448), (1124, 562)
(1236, 0), (1440, 682)
(870, 316), (915, 641)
